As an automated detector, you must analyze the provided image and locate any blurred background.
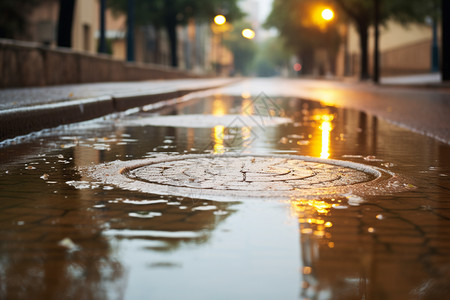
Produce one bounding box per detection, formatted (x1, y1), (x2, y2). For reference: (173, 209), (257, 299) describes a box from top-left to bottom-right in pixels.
(0, 0), (444, 80)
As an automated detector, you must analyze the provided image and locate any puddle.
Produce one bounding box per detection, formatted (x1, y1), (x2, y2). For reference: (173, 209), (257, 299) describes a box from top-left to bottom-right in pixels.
(0, 94), (449, 299)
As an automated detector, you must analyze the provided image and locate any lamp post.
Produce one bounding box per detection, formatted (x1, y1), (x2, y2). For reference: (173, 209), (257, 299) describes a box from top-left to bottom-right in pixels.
(99, 0), (107, 53)
(373, 0), (380, 84)
(321, 8), (334, 76)
(213, 15), (226, 75)
(126, 0), (135, 62)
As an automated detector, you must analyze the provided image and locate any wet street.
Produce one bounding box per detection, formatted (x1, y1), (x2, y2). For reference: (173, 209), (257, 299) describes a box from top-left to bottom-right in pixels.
(1, 79), (450, 299)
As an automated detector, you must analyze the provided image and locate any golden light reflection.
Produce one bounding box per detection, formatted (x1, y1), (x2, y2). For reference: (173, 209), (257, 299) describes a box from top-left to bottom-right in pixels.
(242, 98), (253, 115)
(213, 125), (225, 154)
(312, 113), (334, 159)
(212, 97), (226, 116)
(291, 197), (335, 243)
(241, 91), (251, 99)
(320, 119), (332, 159)
(241, 126), (252, 149)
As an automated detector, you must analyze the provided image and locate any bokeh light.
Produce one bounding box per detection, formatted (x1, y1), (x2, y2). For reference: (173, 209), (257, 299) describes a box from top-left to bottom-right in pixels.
(321, 8), (334, 21)
(242, 28), (256, 39)
(214, 15), (226, 25)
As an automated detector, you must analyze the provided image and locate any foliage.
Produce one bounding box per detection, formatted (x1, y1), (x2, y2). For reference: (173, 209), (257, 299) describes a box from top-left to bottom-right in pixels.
(266, 0), (439, 79)
(222, 21), (257, 76)
(0, 0), (40, 38)
(108, 0), (244, 67)
(265, 0), (341, 75)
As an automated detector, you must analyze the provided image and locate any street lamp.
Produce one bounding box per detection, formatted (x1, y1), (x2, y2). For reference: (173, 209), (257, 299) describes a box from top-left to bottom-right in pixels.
(241, 28), (255, 40)
(321, 8), (334, 21)
(213, 15), (227, 75)
(214, 15), (226, 26)
(320, 8), (334, 77)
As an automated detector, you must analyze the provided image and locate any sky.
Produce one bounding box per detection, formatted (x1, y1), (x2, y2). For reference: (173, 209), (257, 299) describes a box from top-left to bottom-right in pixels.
(257, 0), (274, 23)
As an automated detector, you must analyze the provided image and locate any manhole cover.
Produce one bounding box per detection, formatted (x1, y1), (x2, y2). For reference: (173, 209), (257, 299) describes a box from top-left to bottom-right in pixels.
(86, 154), (411, 201)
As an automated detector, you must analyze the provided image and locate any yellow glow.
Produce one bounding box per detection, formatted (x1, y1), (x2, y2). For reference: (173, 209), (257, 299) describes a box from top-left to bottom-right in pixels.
(321, 8), (334, 21)
(241, 126), (252, 148)
(241, 92), (251, 99)
(214, 15), (226, 25)
(242, 98), (253, 115)
(291, 199), (333, 216)
(313, 114), (334, 159)
(212, 97), (226, 116)
(242, 28), (255, 39)
(291, 198), (334, 242)
(213, 125), (225, 154)
(320, 120), (331, 159)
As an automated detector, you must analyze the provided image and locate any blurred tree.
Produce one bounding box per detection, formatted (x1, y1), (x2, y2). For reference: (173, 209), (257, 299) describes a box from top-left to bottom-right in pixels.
(252, 36), (292, 77)
(0, 0), (39, 38)
(223, 21), (257, 76)
(266, 0), (439, 80)
(108, 0), (244, 67)
(265, 0), (341, 75)
(333, 0), (439, 79)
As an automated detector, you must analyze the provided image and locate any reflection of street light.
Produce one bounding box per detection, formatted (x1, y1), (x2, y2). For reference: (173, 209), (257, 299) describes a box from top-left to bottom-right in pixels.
(321, 8), (334, 21)
(241, 28), (255, 40)
(214, 15), (226, 25)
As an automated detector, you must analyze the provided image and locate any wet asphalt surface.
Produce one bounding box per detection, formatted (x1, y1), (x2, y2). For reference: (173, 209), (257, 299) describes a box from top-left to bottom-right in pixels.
(0, 78), (450, 299)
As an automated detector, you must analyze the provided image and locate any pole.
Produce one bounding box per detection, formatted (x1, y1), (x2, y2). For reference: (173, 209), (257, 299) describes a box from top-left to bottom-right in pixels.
(127, 0), (135, 62)
(431, 17), (439, 72)
(99, 0), (107, 53)
(442, 0), (450, 80)
(57, 0), (75, 48)
(373, 0), (380, 84)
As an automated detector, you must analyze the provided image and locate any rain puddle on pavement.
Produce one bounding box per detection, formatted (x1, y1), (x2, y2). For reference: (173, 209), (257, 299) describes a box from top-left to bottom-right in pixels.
(0, 94), (449, 299)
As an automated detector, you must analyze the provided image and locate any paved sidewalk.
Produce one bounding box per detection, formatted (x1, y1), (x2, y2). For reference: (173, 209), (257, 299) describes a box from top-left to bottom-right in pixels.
(0, 78), (237, 141)
(380, 73), (442, 85)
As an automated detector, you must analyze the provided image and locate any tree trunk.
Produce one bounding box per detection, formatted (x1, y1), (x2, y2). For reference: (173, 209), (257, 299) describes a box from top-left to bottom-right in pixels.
(166, 19), (178, 68)
(358, 22), (370, 80)
(57, 0), (75, 48)
(299, 48), (314, 75)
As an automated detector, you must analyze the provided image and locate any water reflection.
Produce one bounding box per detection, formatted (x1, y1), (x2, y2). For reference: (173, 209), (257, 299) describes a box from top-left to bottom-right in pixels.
(1, 94), (450, 299)
(213, 125), (225, 154)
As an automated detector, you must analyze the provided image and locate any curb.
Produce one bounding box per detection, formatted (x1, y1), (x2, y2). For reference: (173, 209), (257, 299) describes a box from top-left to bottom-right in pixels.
(0, 82), (234, 141)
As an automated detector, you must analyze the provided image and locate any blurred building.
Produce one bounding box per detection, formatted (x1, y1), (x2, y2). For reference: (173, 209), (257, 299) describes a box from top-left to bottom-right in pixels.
(14, 0), (213, 74)
(23, 0), (97, 53)
(336, 20), (440, 78)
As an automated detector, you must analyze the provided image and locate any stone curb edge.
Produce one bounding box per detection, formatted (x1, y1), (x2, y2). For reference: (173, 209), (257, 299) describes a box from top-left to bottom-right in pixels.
(0, 81), (235, 141)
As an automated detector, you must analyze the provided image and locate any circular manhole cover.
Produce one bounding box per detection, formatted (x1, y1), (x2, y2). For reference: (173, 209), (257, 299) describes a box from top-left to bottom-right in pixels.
(86, 154), (411, 201)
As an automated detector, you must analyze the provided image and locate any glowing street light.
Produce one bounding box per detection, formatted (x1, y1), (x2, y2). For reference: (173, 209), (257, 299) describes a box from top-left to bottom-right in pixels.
(214, 14), (226, 25)
(321, 8), (334, 21)
(241, 28), (255, 40)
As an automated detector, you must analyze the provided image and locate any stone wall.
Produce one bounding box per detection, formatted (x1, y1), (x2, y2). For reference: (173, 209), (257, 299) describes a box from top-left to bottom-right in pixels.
(0, 39), (199, 88)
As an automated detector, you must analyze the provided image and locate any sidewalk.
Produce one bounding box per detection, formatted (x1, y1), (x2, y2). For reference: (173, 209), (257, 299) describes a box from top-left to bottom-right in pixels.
(0, 78), (238, 141)
(379, 73), (450, 89)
